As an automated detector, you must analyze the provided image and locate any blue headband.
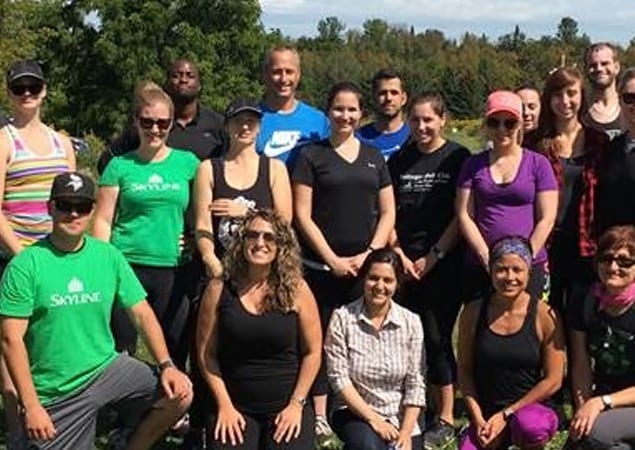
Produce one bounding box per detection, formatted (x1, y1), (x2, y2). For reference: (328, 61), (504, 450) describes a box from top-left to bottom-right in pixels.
(490, 236), (533, 268)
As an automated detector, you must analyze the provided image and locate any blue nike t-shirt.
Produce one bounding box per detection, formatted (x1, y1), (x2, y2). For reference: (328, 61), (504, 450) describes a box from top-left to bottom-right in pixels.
(256, 101), (330, 167)
(356, 122), (410, 160)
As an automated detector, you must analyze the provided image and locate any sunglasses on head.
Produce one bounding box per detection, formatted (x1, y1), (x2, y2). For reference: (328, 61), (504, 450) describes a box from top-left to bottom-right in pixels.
(621, 93), (635, 105)
(54, 199), (93, 215)
(244, 229), (277, 243)
(486, 117), (519, 130)
(598, 253), (635, 269)
(9, 83), (44, 97)
(138, 117), (172, 131)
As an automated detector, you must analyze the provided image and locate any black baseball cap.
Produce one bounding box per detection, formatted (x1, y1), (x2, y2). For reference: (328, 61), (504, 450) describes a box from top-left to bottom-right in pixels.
(50, 172), (96, 202)
(6, 60), (45, 85)
(224, 99), (262, 120)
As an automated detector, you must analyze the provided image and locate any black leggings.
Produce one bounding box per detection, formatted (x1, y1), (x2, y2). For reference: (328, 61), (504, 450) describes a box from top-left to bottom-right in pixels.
(110, 262), (198, 369)
(208, 406), (315, 450)
(548, 231), (596, 318)
(304, 266), (363, 397)
(400, 255), (462, 386)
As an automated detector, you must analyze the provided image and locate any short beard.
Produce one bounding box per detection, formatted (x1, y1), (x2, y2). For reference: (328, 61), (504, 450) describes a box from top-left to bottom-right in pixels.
(589, 75), (617, 91)
(375, 109), (402, 121)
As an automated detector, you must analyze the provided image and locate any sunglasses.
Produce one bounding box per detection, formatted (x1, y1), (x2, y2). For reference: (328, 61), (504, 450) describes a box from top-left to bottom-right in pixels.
(486, 117), (519, 130)
(621, 93), (635, 105)
(485, 117), (518, 130)
(597, 253), (635, 269)
(138, 117), (172, 131)
(244, 230), (276, 243)
(9, 83), (44, 96)
(55, 199), (93, 215)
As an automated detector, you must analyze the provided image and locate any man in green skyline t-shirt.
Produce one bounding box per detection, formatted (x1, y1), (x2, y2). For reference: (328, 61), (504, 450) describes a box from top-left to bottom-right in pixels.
(0, 172), (192, 449)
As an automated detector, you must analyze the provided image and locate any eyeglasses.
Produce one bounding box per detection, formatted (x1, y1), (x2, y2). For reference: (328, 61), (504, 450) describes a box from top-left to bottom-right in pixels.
(54, 199), (93, 215)
(486, 117), (519, 130)
(597, 253), (635, 269)
(137, 117), (172, 131)
(244, 230), (276, 243)
(9, 83), (44, 96)
(621, 93), (635, 105)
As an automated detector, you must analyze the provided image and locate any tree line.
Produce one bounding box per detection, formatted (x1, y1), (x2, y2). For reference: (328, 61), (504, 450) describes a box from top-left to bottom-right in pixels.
(2, 0), (635, 145)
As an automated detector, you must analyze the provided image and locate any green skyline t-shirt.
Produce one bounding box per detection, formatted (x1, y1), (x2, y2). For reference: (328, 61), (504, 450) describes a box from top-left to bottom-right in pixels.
(0, 236), (146, 405)
(99, 148), (199, 266)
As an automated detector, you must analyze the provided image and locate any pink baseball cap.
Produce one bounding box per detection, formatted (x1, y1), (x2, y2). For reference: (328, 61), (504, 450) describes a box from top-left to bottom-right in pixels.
(485, 91), (522, 120)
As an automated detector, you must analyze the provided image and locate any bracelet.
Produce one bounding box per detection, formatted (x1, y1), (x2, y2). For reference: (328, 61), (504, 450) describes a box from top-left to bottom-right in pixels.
(290, 396), (307, 407)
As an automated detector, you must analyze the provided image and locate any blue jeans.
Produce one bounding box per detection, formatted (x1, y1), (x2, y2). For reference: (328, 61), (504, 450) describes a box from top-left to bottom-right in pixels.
(332, 409), (422, 450)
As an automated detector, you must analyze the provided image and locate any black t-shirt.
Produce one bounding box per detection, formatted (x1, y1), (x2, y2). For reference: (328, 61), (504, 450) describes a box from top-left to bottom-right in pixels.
(596, 133), (635, 234)
(98, 104), (225, 174)
(569, 290), (635, 394)
(292, 139), (392, 261)
(388, 140), (470, 258)
(582, 110), (624, 141)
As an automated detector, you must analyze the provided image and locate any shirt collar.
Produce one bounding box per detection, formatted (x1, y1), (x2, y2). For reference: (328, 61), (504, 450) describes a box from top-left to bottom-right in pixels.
(173, 102), (202, 129)
(354, 298), (405, 329)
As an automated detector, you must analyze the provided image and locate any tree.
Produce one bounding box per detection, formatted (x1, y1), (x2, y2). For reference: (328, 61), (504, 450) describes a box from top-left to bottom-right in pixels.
(556, 16), (580, 45)
(317, 16), (345, 43)
(0, 0), (40, 113)
(498, 25), (526, 52)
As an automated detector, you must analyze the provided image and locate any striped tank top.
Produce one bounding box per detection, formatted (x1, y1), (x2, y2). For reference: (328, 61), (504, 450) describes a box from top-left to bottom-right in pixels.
(1, 124), (70, 254)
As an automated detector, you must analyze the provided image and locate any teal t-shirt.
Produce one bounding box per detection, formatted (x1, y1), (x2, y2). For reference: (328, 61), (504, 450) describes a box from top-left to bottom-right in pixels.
(99, 148), (199, 266)
(0, 236), (146, 405)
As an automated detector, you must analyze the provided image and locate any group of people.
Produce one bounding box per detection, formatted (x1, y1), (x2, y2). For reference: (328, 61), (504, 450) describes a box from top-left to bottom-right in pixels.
(0, 39), (633, 450)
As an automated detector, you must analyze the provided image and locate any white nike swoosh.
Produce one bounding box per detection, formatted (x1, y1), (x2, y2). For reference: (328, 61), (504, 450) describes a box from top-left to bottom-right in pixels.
(263, 142), (295, 158)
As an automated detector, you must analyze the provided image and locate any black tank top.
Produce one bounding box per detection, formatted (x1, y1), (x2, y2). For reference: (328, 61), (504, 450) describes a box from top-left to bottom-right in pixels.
(216, 283), (300, 415)
(211, 155), (274, 254)
(474, 296), (542, 417)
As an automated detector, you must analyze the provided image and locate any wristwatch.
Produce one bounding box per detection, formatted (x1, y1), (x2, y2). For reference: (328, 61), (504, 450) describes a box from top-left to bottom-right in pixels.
(158, 358), (175, 372)
(432, 245), (446, 260)
(502, 407), (515, 421)
(291, 396), (307, 407)
(601, 395), (614, 410)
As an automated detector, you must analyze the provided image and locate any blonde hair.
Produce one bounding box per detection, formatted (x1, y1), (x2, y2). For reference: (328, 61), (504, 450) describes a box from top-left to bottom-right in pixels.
(133, 80), (174, 117)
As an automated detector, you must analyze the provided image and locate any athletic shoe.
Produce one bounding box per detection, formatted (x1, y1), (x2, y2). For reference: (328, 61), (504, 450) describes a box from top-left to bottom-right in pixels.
(423, 419), (456, 449)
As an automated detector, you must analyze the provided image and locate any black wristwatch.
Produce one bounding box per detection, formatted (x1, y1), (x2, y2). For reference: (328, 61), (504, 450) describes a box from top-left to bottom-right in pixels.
(432, 245), (446, 260)
(158, 358), (175, 372)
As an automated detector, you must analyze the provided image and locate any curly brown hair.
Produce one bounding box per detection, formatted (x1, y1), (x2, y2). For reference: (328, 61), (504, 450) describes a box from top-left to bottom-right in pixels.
(223, 209), (303, 313)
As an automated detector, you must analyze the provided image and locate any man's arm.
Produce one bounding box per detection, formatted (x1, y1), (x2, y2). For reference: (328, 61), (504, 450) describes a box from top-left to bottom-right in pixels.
(1, 316), (57, 441)
(126, 301), (191, 399)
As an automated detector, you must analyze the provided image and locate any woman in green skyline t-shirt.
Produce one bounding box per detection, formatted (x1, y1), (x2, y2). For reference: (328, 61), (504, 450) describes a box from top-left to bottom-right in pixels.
(92, 81), (199, 369)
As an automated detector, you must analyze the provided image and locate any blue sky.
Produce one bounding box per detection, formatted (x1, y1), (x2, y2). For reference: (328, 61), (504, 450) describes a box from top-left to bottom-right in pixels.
(259, 0), (635, 46)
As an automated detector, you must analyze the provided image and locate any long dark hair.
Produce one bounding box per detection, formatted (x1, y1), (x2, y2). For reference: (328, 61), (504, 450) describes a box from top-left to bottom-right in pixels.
(532, 68), (586, 186)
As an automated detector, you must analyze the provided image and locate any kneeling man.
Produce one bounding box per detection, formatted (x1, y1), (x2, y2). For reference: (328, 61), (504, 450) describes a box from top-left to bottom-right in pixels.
(0, 172), (193, 449)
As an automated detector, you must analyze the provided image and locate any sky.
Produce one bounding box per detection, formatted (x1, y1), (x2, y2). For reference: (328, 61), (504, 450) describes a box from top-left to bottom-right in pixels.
(259, 0), (635, 46)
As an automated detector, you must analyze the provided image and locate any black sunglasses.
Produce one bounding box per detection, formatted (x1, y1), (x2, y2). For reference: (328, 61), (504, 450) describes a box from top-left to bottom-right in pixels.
(486, 117), (519, 130)
(621, 93), (635, 105)
(244, 230), (276, 243)
(55, 199), (93, 215)
(598, 253), (635, 269)
(138, 117), (172, 131)
(9, 83), (44, 97)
